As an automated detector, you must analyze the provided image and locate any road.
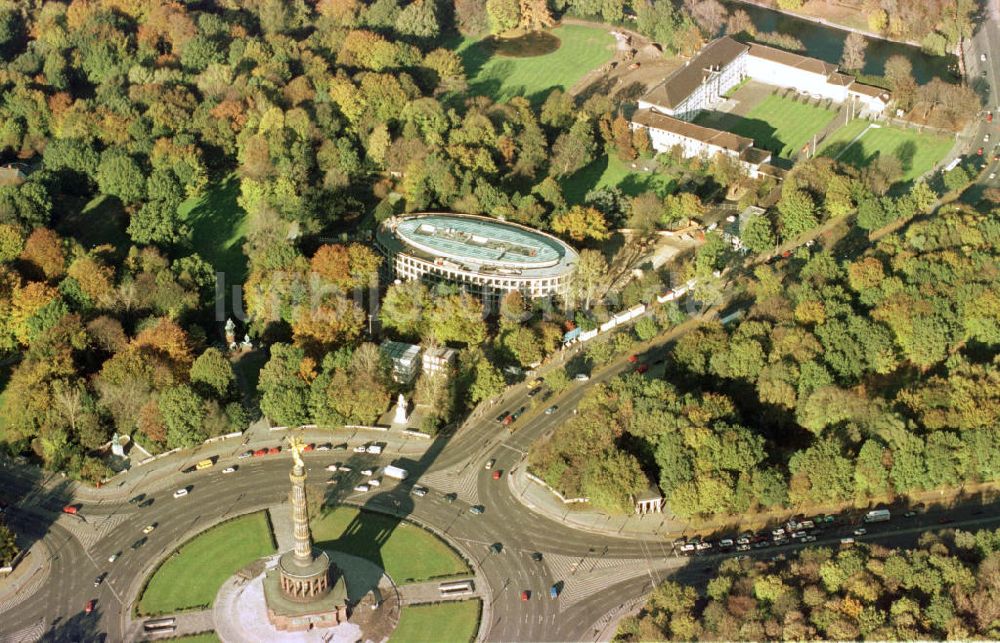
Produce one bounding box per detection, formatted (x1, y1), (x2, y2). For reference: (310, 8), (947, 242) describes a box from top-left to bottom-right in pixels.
(964, 0), (1000, 187)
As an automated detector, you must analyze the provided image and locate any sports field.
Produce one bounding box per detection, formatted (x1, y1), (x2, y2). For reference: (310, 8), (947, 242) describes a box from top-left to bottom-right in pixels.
(390, 600), (481, 643)
(818, 120), (953, 182)
(458, 25), (615, 103)
(695, 94), (837, 159)
(312, 506), (469, 584)
(138, 512), (276, 616)
(561, 155), (676, 204)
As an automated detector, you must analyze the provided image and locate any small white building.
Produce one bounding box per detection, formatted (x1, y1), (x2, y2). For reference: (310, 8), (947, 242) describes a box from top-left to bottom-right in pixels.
(422, 346), (457, 378)
(631, 109), (773, 177)
(635, 487), (665, 515)
(380, 340), (421, 384)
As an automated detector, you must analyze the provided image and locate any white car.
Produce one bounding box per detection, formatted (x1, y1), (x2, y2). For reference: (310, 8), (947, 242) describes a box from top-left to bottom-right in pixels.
(338, 465), (352, 472)
(353, 445), (367, 453)
(366, 444), (383, 454)
(353, 484), (370, 492)
(222, 466), (237, 474)
(368, 479), (381, 487)
(990, 172), (997, 180)
(325, 464), (339, 472)
(484, 459), (495, 470)
(316, 444), (332, 451)
(986, 133), (992, 142)
(573, 373), (590, 381)
(108, 552), (119, 563)
(853, 528), (867, 536)
(142, 524), (156, 534)
(411, 486), (428, 497)
(361, 469), (374, 476)
(173, 488), (189, 498)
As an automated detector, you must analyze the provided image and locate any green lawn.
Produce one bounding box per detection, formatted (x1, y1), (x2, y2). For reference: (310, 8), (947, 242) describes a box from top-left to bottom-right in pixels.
(138, 512), (275, 616)
(561, 155), (676, 204)
(312, 506), (469, 584)
(178, 176), (249, 283)
(457, 25), (615, 103)
(818, 120), (953, 183)
(390, 600), (481, 643)
(172, 634), (220, 643)
(695, 94), (837, 159)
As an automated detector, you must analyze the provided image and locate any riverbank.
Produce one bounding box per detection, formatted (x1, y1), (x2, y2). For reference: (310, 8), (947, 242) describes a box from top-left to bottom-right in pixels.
(728, 0), (921, 47)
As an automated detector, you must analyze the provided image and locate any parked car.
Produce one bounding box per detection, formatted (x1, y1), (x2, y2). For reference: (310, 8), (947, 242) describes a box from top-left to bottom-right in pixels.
(238, 450), (253, 459)
(361, 469), (374, 476)
(574, 373), (590, 381)
(411, 486), (428, 497)
(222, 466), (237, 474)
(492, 470), (502, 480)
(485, 459), (495, 469)
(854, 528), (867, 536)
(527, 387), (542, 397)
(84, 599), (96, 614)
(354, 485), (370, 492)
(303, 443), (315, 452)
(627, 354), (638, 363)
(108, 552), (120, 563)
(469, 505), (484, 515)
(368, 479), (381, 487)
(94, 573), (107, 587)
(531, 552), (543, 562)
(490, 542), (503, 554)
(353, 445), (367, 453)
(366, 444), (383, 454)
(636, 363), (649, 374)
(326, 464), (339, 472)
(550, 585), (559, 599)
(495, 411), (510, 423)
(521, 590), (530, 601)
(253, 448), (267, 457)
(544, 406), (557, 415)
(316, 443), (332, 451)
(267, 446), (281, 455)
(338, 465), (352, 472)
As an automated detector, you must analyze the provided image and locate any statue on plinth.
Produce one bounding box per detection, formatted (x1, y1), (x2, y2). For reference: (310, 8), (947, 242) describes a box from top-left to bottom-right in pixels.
(392, 393), (408, 425)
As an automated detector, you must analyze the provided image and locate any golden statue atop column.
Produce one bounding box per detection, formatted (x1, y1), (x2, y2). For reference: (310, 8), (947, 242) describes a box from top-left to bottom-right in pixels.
(262, 432), (349, 630)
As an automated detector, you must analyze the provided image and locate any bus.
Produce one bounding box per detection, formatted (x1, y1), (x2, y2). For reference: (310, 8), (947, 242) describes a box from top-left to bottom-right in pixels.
(863, 509), (891, 523)
(143, 617), (176, 634)
(439, 580), (474, 597)
(195, 458), (214, 471)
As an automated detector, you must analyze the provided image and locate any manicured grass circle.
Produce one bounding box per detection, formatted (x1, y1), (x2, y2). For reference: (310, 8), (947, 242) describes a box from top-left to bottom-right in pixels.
(390, 600), (482, 643)
(138, 512), (276, 616)
(311, 506), (470, 584)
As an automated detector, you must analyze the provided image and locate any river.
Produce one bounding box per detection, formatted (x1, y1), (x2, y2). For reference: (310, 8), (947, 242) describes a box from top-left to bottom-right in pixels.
(726, 1), (959, 84)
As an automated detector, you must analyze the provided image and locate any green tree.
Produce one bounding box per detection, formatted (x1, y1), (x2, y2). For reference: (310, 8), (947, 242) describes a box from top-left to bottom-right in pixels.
(96, 151), (146, 205)
(0, 519), (19, 566)
(429, 293), (487, 346)
(380, 280), (431, 339)
(549, 119), (596, 178)
(486, 0), (519, 33)
(582, 450), (647, 514)
(552, 205), (609, 241)
(461, 349), (505, 403)
(190, 348), (235, 398)
(395, 0), (440, 38)
(258, 344), (311, 427)
(777, 187), (818, 240)
(543, 367), (569, 393)
(741, 213), (776, 253)
(159, 385), (207, 449)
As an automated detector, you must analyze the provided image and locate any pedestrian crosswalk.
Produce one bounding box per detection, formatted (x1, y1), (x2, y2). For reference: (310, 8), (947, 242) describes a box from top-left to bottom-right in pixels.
(416, 465), (480, 505)
(3, 617), (45, 642)
(53, 512), (128, 551)
(543, 554), (657, 610)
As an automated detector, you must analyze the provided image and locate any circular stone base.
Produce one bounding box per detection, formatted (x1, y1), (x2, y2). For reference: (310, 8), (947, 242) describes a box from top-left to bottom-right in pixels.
(214, 551), (401, 643)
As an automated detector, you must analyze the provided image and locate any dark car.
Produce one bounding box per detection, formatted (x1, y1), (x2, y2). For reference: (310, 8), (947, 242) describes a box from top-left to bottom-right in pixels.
(511, 406), (527, 421)
(94, 573), (107, 587)
(131, 537), (148, 550)
(138, 498), (154, 508)
(490, 542), (503, 554)
(84, 599), (95, 614)
(496, 411), (510, 423)
(531, 552), (543, 562)
(636, 364), (649, 374)
(527, 387), (542, 398)
(128, 494), (146, 505)
(444, 493), (457, 503)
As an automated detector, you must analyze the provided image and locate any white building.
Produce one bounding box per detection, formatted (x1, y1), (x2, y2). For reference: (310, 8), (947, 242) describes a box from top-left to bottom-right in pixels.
(631, 109), (773, 178)
(422, 346), (457, 378)
(380, 340), (421, 384)
(633, 37), (891, 167)
(375, 213), (578, 304)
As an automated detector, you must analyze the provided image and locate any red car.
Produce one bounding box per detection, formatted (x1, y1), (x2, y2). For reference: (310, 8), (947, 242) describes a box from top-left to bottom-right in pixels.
(988, 112), (994, 122)
(303, 443), (315, 452)
(268, 446), (281, 455)
(63, 505), (79, 515)
(979, 147), (985, 156)
(84, 599), (95, 614)
(492, 470), (502, 480)
(627, 354), (638, 363)
(521, 590), (530, 601)
(253, 448), (267, 457)
(636, 364), (649, 374)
